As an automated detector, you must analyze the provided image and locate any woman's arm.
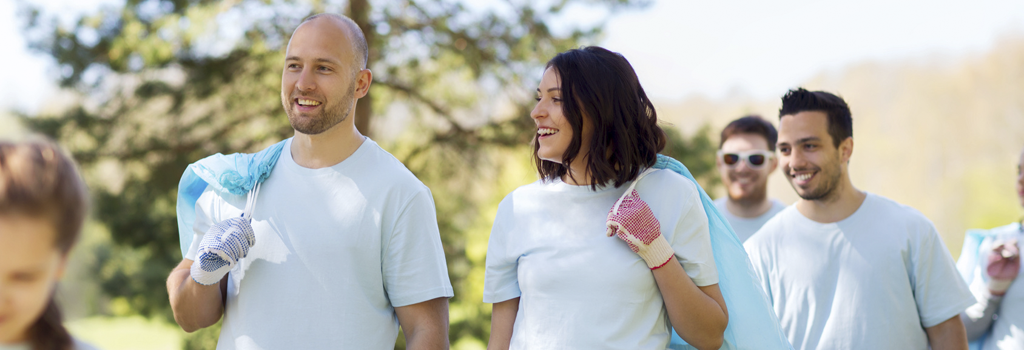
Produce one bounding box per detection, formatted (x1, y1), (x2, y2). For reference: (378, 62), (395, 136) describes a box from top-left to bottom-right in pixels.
(487, 298), (519, 350)
(652, 256), (728, 350)
(960, 293), (1001, 341)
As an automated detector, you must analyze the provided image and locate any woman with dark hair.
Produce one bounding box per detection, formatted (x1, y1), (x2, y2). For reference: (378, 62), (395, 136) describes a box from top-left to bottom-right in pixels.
(482, 46), (729, 349)
(0, 139), (97, 350)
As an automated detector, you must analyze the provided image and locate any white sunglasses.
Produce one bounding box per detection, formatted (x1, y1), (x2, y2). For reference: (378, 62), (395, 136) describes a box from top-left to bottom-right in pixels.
(717, 150), (774, 169)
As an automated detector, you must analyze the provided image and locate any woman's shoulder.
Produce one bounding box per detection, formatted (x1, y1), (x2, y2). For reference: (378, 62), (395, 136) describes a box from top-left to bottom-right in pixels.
(636, 168), (699, 198)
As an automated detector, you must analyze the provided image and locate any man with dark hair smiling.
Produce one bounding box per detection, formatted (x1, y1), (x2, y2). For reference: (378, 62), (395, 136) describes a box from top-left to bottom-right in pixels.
(713, 115), (786, 242)
(166, 14), (453, 349)
(743, 88), (975, 350)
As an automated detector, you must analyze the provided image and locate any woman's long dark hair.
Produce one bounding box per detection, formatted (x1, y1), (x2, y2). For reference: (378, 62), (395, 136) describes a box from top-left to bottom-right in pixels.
(534, 46), (667, 190)
(0, 140), (88, 350)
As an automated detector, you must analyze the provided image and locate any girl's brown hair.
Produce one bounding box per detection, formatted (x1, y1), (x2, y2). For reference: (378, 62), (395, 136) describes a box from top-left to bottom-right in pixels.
(0, 139), (89, 350)
(535, 46), (667, 190)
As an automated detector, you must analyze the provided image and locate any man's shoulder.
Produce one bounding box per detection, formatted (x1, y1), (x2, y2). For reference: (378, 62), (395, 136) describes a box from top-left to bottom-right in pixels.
(860, 192), (933, 227)
(357, 139), (431, 191)
(713, 197), (728, 210)
(744, 206), (796, 250)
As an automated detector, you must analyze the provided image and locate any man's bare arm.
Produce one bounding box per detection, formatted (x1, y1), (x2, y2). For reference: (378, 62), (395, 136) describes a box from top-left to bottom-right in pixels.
(487, 298), (519, 350)
(395, 297), (450, 350)
(926, 315), (969, 350)
(166, 259), (227, 332)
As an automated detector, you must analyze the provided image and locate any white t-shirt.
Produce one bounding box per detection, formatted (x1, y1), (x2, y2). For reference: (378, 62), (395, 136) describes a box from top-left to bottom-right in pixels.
(483, 169), (718, 350)
(185, 138), (453, 350)
(713, 197), (787, 242)
(966, 223), (1024, 350)
(744, 192), (975, 350)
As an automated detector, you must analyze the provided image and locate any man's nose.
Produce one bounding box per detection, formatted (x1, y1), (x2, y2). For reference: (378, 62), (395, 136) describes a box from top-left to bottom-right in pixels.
(295, 67), (316, 92)
(734, 158), (754, 171)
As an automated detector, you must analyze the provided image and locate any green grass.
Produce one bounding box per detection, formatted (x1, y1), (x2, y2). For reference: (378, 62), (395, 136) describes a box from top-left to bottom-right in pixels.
(66, 316), (183, 350)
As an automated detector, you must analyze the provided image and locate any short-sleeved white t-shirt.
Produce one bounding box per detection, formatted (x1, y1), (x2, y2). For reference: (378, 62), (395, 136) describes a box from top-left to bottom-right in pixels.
(744, 192), (975, 350)
(713, 197), (787, 242)
(483, 169), (718, 350)
(966, 223), (1024, 350)
(185, 138), (453, 350)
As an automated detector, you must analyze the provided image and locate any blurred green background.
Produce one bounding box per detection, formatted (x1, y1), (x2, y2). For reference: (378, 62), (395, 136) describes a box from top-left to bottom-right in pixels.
(1, 0), (1023, 349)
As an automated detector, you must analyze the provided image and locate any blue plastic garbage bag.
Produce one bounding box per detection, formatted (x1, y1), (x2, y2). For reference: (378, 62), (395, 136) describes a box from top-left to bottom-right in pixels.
(175, 140), (286, 257)
(654, 154), (792, 350)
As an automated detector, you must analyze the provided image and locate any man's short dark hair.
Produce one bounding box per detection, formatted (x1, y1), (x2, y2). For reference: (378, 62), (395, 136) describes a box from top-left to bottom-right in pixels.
(300, 13), (369, 70)
(779, 88), (852, 148)
(719, 115), (778, 151)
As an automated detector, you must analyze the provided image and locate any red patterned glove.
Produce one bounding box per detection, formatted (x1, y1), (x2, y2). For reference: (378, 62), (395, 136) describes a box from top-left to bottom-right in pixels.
(987, 239), (1020, 296)
(606, 189), (675, 269)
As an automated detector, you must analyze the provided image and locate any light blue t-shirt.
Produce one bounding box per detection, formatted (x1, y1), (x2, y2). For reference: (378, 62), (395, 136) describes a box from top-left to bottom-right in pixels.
(186, 138), (453, 350)
(713, 197), (786, 243)
(744, 193), (975, 350)
(484, 169), (718, 350)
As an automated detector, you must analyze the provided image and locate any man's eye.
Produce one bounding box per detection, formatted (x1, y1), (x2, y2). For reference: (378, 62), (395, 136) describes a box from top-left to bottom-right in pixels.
(534, 97), (542, 101)
(318, 66), (331, 72)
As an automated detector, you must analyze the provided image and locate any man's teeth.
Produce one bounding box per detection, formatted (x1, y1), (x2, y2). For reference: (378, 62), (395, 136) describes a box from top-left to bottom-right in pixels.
(297, 99), (321, 106)
(538, 128), (558, 135)
(795, 173), (812, 181)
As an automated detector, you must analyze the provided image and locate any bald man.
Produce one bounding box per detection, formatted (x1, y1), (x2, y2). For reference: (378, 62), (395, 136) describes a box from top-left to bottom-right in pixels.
(167, 14), (453, 349)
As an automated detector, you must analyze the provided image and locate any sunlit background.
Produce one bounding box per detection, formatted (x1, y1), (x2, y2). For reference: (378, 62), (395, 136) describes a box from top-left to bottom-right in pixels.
(2, 0), (1023, 349)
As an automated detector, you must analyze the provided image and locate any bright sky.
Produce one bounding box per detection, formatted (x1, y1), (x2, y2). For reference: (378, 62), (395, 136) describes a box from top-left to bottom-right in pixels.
(2, 0), (1023, 115)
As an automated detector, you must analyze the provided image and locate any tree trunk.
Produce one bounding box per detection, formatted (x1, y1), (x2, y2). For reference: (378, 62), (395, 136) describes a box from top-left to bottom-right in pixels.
(348, 0), (374, 137)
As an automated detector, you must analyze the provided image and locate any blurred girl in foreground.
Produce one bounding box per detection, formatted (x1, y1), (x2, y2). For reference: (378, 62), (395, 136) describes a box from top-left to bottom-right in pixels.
(959, 146), (1024, 350)
(0, 140), (96, 350)
(482, 46), (728, 349)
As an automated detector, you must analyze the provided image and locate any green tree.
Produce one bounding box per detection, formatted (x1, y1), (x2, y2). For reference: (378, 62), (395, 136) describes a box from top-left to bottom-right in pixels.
(16, 0), (719, 347)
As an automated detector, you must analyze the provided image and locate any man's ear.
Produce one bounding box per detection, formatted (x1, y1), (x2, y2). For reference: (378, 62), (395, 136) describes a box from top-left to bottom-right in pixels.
(839, 137), (854, 163)
(768, 154), (779, 173)
(355, 69), (373, 98)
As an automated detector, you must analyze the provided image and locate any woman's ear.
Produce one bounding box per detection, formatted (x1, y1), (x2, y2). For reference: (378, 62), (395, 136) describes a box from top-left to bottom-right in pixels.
(55, 253), (70, 280)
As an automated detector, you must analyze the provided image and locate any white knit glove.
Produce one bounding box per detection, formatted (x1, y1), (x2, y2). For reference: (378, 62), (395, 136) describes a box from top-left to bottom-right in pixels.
(190, 216), (256, 285)
(190, 184), (261, 286)
(606, 174), (674, 270)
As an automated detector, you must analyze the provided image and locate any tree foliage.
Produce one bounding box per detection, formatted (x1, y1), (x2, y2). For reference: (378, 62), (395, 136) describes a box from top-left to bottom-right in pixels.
(17, 0), (721, 347)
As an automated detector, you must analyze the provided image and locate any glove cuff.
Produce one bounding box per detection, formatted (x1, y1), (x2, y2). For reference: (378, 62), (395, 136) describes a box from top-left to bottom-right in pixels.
(639, 235), (675, 269)
(988, 278), (1013, 295)
(190, 252), (233, 286)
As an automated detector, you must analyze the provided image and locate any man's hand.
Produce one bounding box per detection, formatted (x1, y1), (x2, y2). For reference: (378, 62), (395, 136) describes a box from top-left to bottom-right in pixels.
(606, 189), (675, 269)
(986, 239), (1019, 296)
(191, 216), (256, 285)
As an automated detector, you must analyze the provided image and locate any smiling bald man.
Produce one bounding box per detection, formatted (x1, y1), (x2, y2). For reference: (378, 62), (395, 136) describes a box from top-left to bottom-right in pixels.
(166, 14), (453, 349)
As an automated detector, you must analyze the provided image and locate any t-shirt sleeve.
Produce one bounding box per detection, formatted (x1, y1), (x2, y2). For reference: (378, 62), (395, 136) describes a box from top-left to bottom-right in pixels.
(184, 187), (219, 261)
(912, 219), (977, 328)
(667, 177), (718, 287)
(381, 188), (454, 308)
(483, 197), (521, 303)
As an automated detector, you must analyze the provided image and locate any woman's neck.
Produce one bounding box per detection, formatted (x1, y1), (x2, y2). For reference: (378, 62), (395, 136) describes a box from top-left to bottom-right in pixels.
(561, 155), (591, 186)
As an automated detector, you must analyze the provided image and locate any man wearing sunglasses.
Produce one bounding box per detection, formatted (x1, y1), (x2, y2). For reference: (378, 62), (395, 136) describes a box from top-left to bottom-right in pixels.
(743, 88), (973, 350)
(713, 115), (787, 243)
